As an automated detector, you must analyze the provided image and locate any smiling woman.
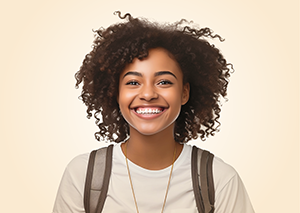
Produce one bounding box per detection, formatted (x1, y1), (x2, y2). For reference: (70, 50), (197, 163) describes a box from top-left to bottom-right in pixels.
(118, 48), (190, 137)
(52, 12), (255, 213)
(74, 12), (230, 144)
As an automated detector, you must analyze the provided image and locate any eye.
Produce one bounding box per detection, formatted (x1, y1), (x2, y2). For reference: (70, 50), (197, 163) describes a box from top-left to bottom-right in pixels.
(158, 80), (173, 85)
(126, 80), (140, 86)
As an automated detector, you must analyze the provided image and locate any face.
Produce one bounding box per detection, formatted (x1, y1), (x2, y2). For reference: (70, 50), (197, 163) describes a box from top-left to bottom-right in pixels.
(118, 48), (190, 136)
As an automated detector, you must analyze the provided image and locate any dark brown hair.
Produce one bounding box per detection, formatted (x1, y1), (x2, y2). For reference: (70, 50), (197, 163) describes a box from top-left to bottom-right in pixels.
(75, 12), (233, 143)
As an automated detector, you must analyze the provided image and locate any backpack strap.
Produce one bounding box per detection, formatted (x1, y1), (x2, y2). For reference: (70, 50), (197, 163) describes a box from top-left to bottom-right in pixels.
(191, 146), (215, 213)
(84, 144), (114, 213)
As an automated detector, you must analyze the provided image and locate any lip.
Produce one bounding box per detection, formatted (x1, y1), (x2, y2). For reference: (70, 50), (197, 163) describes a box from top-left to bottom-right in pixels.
(130, 106), (168, 120)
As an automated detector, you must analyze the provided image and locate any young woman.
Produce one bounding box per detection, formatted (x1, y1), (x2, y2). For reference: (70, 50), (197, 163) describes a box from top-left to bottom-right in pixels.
(53, 12), (255, 213)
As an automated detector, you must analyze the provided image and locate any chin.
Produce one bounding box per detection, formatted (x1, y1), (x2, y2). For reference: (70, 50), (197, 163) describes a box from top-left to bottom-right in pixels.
(135, 129), (161, 136)
(132, 124), (173, 137)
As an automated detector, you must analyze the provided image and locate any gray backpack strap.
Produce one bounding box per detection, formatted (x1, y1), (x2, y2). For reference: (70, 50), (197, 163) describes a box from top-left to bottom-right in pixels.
(191, 146), (215, 213)
(84, 144), (114, 213)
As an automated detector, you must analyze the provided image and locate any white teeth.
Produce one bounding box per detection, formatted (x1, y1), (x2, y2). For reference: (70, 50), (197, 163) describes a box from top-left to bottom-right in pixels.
(136, 108), (163, 114)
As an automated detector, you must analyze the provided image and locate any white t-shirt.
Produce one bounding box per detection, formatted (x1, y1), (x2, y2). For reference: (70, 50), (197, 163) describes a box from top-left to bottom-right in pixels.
(52, 143), (255, 213)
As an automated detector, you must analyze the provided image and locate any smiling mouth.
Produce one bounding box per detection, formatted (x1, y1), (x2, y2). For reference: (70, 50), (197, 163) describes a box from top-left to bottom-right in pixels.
(134, 107), (165, 114)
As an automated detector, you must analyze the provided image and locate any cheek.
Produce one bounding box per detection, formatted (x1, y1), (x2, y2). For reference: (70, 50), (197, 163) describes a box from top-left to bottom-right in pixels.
(118, 89), (135, 112)
(163, 87), (183, 104)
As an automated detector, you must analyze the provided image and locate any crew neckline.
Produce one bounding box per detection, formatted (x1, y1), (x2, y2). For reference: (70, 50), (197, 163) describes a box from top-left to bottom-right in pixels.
(115, 142), (188, 177)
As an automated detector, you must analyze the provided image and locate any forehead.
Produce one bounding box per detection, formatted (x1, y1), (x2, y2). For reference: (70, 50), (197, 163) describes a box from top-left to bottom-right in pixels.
(120, 48), (183, 78)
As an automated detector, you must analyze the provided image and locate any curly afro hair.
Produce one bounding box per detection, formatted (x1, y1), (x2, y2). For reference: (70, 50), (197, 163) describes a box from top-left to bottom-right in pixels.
(75, 11), (233, 143)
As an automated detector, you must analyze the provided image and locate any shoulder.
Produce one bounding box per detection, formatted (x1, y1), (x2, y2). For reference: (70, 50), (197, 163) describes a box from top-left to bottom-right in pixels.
(190, 145), (251, 196)
(212, 155), (255, 212)
(64, 145), (112, 179)
(52, 153), (90, 213)
(68, 152), (90, 168)
(58, 146), (111, 191)
(53, 146), (112, 213)
(57, 152), (90, 192)
(212, 156), (243, 198)
(212, 156), (238, 188)
(65, 153), (90, 176)
(188, 145), (237, 182)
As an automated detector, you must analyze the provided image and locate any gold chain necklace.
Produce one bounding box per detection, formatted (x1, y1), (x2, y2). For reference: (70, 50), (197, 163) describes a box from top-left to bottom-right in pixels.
(124, 142), (177, 213)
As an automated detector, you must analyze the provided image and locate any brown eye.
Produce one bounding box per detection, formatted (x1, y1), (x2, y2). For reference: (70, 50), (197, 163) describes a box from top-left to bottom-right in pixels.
(158, 80), (173, 85)
(126, 81), (139, 86)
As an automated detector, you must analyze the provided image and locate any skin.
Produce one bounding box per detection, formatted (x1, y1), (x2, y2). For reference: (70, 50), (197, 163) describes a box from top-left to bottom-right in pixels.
(118, 48), (190, 170)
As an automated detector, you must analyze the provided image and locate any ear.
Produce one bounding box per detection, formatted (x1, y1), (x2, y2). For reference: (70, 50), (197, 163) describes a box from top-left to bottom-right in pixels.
(181, 83), (190, 105)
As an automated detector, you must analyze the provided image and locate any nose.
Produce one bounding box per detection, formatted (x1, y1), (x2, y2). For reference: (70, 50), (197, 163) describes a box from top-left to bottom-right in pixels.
(138, 84), (158, 101)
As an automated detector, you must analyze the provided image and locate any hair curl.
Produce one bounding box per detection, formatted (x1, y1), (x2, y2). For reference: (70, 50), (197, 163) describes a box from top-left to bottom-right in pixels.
(75, 11), (233, 143)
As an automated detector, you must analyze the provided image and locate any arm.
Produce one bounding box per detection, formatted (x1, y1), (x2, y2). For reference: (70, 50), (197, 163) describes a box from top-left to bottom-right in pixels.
(215, 173), (255, 213)
(213, 157), (255, 213)
(52, 154), (89, 213)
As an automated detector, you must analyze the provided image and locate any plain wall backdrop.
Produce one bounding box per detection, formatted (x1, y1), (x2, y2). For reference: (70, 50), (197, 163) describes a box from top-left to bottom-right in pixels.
(1, 0), (299, 212)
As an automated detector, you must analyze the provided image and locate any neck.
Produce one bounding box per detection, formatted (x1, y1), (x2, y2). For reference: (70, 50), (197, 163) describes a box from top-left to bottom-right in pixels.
(122, 125), (183, 170)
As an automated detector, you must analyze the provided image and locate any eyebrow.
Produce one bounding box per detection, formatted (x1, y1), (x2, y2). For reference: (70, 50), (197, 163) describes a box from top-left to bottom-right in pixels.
(123, 71), (177, 79)
(123, 71), (142, 78)
(155, 71), (177, 79)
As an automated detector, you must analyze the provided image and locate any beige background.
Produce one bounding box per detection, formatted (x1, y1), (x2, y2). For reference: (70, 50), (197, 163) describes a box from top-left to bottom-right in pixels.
(1, 0), (299, 212)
